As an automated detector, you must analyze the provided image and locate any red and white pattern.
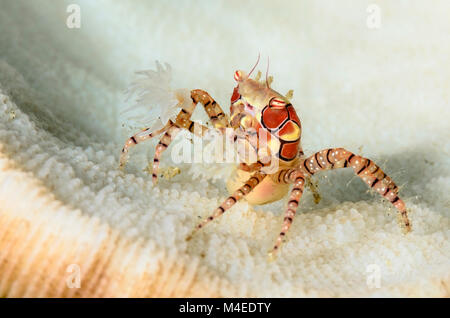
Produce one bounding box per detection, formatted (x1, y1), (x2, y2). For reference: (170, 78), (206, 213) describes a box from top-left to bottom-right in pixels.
(269, 98), (286, 108)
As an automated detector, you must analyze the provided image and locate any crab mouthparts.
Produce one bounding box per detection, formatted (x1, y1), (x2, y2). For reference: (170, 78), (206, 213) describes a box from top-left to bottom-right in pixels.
(244, 103), (255, 117)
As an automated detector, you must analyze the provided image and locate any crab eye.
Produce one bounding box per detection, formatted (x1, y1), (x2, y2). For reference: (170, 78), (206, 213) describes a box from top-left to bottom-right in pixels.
(231, 86), (240, 103)
(234, 70), (241, 82)
(234, 70), (248, 82)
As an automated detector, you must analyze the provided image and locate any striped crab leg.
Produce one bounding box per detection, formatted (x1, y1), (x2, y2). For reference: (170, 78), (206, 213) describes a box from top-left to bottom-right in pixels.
(299, 148), (411, 232)
(119, 123), (171, 170)
(150, 125), (181, 184)
(268, 168), (306, 259)
(186, 171), (266, 241)
(172, 89), (230, 133)
(120, 89), (229, 181)
(150, 89), (230, 183)
(188, 89), (230, 129)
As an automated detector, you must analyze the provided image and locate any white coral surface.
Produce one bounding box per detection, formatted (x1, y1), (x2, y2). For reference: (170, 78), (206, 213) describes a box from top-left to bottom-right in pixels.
(0, 0), (449, 297)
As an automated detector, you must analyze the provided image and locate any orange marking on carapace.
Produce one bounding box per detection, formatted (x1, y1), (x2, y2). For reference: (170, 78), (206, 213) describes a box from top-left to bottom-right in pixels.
(261, 106), (288, 129)
(287, 104), (300, 126)
(280, 142), (299, 160)
(277, 120), (300, 142)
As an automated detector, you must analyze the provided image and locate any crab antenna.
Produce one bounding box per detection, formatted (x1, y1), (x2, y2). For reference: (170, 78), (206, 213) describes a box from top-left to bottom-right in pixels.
(248, 53), (261, 77)
(265, 56), (270, 88)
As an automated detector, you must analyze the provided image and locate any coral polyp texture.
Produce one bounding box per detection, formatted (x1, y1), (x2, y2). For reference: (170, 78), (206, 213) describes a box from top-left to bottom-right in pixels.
(0, 1), (449, 297)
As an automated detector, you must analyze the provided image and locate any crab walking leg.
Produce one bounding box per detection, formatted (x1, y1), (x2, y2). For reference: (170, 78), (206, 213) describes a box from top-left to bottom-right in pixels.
(238, 159), (271, 172)
(190, 89), (230, 128)
(121, 89), (229, 171)
(151, 125), (181, 184)
(268, 169), (306, 257)
(120, 88), (227, 174)
(119, 123), (171, 169)
(299, 148), (411, 232)
(186, 171), (266, 241)
(173, 89), (230, 132)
